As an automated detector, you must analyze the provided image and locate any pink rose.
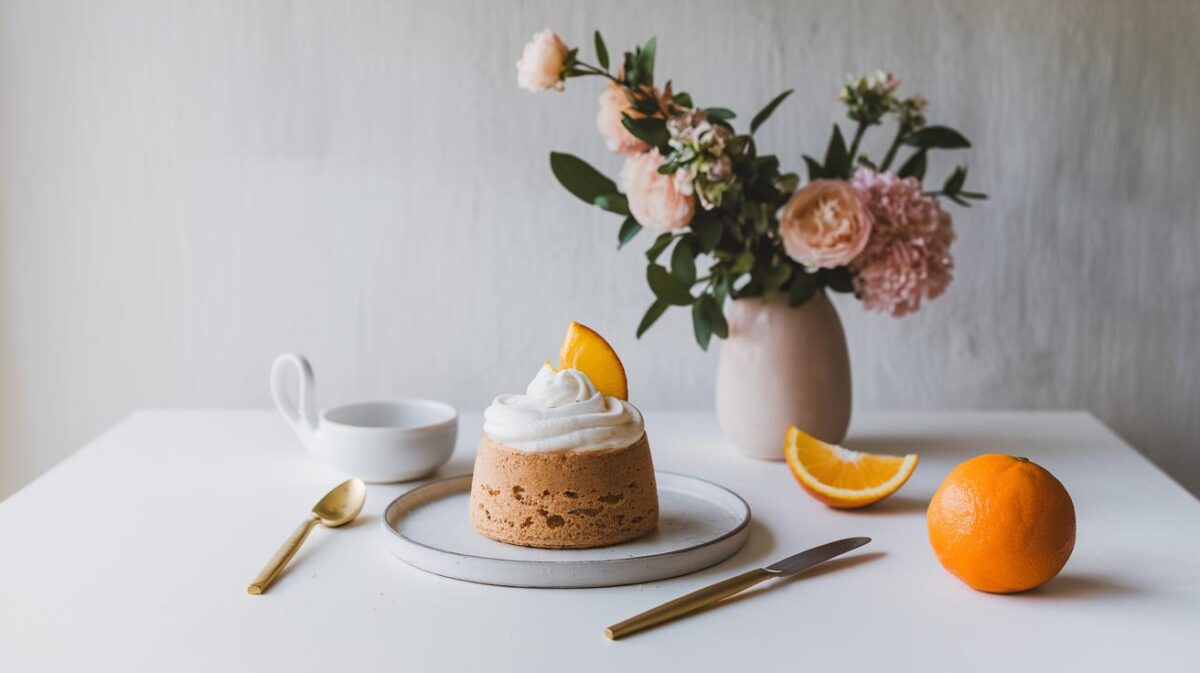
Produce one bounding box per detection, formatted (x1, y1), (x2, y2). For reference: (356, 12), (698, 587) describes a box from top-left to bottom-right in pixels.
(778, 180), (872, 269)
(620, 150), (695, 231)
(596, 85), (650, 154)
(516, 30), (568, 92)
(850, 168), (955, 316)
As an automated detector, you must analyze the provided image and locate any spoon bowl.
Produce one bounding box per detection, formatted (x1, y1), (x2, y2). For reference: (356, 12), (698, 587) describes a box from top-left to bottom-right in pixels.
(314, 478), (367, 526)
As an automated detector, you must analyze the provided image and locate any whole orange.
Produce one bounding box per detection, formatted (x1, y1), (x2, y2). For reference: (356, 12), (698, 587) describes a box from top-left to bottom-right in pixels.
(927, 454), (1075, 593)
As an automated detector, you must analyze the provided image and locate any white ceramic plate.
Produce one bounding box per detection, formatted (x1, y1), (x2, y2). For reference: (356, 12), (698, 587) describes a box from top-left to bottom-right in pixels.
(381, 471), (751, 588)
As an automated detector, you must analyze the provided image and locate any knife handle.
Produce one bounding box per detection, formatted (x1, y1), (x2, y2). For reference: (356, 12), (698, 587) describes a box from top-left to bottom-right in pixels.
(605, 568), (774, 640)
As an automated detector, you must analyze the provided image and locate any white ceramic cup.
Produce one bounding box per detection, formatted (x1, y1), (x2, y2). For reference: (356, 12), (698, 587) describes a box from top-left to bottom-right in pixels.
(270, 353), (457, 483)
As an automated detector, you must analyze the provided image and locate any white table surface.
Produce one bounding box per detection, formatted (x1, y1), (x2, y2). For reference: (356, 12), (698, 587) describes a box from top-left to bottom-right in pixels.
(1, 410), (1198, 672)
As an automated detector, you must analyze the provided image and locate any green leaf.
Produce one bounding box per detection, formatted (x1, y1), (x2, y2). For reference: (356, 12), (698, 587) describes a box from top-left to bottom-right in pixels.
(644, 232), (673, 262)
(690, 300), (712, 350)
(621, 115), (670, 149)
(691, 215), (722, 252)
(788, 270), (818, 306)
(819, 267), (854, 293)
(823, 124), (850, 179)
(803, 155), (824, 181)
(638, 37), (657, 85)
(617, 217), (642, 249)
(549, 152), (618, 206)
(670, 238), (697, 286)
(898, 149), (927, 180)
(943, 166), (967, 194)
(594, 31), (609, 70)
(750, 89), (794, 134)
(750, 201), (769, 234)
(672, 92), (693, 108)
(731, 250), (755, 275)
(647, 264), (694, 306)
(593, 193), (629, 215)
(699, 294), (728, 339)
(636, 300), (668, 338)
(764, 263), (793, 292)
(705, 107), (736, 122)
(903, 125), (971, 150)
(959, 190), (989, 200)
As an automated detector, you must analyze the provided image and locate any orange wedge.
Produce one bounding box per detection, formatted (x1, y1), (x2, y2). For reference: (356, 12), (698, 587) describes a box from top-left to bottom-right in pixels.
(784, 426), (918, 509)
(558, 322), (628, 400)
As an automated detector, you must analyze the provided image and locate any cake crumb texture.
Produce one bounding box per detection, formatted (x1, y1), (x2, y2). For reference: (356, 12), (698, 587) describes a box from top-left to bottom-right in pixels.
(469, 434), (658, 549)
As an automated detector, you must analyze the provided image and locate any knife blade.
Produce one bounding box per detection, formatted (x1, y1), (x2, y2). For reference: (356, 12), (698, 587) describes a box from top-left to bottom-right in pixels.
(764, 536), (872, 575)
(605, 536), (872, 640)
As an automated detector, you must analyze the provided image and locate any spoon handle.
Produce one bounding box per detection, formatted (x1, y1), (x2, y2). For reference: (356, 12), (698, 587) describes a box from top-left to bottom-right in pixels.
(247, 516), (320, 595)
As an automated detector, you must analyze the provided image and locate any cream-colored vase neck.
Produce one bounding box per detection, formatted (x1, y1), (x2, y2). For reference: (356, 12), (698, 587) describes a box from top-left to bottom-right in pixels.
(715, 291), (852, 460)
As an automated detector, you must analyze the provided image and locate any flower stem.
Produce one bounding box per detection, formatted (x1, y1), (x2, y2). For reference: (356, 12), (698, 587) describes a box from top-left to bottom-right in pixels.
(570, 61), (621, 85)
(878, 122), (909, 172)
(847, 122), (868, 166)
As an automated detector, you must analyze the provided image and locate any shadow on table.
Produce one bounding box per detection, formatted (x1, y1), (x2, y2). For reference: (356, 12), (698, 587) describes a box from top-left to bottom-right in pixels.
(850, 434), (971, 458)
(1015, 573), (1141, 601)
(844, 493), (929, 516)
(270, 513), (377, 589)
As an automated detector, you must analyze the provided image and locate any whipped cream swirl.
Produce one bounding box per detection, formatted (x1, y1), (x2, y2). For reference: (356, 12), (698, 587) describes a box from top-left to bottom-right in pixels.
(483, 365), (644, 452)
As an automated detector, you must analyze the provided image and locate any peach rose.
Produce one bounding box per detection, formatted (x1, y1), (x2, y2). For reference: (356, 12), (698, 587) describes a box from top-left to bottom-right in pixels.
(620, 150), (695, 231)
(596, 84), (650, 154)
(778, 180), (872, 269)
(516, 30), (568, 92)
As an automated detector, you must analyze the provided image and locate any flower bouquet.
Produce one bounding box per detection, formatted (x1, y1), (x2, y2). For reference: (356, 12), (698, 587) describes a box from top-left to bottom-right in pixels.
(517, 30), (986, 351)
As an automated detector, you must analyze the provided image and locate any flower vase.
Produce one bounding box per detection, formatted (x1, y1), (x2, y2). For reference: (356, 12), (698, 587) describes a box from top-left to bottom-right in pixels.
(715, 291), (851, 460)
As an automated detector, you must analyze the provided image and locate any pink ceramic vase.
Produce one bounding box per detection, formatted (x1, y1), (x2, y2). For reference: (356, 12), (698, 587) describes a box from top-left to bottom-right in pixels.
(715, 291), (851, 460)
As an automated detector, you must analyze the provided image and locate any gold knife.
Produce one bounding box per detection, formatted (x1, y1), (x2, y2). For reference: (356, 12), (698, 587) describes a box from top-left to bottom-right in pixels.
(605, 537), (871, 640)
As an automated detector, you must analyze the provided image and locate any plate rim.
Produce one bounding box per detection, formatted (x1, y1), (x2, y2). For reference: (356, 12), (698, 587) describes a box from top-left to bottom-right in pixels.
(380, 470), (751, 569)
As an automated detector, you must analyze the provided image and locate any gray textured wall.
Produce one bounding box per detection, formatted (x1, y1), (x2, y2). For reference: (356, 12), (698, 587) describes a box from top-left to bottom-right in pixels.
(1, 0), (1197, 499)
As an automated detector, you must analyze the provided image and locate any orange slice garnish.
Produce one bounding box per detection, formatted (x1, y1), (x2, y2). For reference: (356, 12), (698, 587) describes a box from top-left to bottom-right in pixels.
(558, 322), (628, 400)
(785, 426), (917, 509)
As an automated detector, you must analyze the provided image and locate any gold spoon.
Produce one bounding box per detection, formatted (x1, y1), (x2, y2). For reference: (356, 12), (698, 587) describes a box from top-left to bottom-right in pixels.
(247, 478), (367, 595)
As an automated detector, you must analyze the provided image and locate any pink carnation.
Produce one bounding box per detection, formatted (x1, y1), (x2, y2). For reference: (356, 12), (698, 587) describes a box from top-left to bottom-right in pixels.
(850, 168), (955, 316)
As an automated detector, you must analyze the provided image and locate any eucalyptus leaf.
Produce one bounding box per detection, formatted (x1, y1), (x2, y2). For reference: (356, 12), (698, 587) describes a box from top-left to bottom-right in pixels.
(705, 107), (736, 122)
(639, 37), (657, 84)
(700, 294), (728, 339)
(621, 115), (670, 149)
(647, 264), (694, 306)
(819, 267), (854, 293)
(823, 124), (850, 179)
(594, 31), (609, 70)
(691, 216), (722, 252)
(670, 238), (697, 287)
(691, 300), (712, 350)
(788, 271), (818, 306)
(803, 155), (824, 181)
(617, 217), (642, 249)
(731, 250), (755, 275)
(593, 193), (629, 215)
(636, 299), (668, 338)
(898, 149), (927, 180)
(903, 125), (971, 149)
(943, 166), (967, 194)
(750, 89), (794, 134)
(549, 152), (617, 205)
(644, 232), (673, 262)
(764, 262), (793, 292)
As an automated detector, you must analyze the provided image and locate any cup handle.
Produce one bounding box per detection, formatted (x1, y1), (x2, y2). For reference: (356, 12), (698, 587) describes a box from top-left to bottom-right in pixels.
(270, 353), (318, 444)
